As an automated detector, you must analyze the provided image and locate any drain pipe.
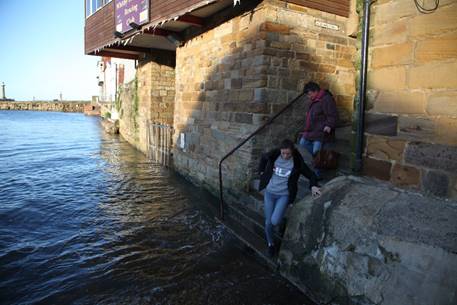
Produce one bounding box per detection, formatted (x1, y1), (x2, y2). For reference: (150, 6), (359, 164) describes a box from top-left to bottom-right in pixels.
(354, 0), (373, 172)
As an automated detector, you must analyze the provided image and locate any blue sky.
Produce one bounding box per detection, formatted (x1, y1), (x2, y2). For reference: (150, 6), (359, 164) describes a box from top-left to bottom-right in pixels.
(0, 1), (100, 101)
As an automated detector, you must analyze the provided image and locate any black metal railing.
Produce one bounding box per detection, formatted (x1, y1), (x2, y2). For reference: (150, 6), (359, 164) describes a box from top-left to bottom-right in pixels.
(218, 93), (305, 220)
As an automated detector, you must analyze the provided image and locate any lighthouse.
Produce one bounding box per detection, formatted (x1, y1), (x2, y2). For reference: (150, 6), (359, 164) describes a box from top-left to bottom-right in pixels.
(1, 82), (5, 100)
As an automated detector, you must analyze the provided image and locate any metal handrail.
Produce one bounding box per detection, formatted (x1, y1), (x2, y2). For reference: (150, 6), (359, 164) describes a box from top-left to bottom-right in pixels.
(218, 93), (306, 220)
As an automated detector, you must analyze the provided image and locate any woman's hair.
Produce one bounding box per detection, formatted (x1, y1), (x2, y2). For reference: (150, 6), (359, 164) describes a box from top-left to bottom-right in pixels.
(280, 139), (295, 150)
(303, 81), (320, 94)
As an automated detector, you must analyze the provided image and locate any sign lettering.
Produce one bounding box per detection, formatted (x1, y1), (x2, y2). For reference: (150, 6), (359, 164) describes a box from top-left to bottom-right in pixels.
(115, 0), (149, 33)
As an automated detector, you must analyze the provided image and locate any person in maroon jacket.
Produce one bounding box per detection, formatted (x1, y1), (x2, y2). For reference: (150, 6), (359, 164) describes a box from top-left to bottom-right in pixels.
(299, 81), (338, 179)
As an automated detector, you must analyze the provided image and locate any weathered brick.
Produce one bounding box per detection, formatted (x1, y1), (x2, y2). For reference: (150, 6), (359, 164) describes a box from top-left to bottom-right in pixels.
(416, 37), (457, 64)
(260, 21), (290, 34)
(335, 95), (353, 108)
(231, 78), (242, 89)
(214, 21), (233, 38)
(296, 52), (310, 60)
(270, 41), (291, 49)
(374, 91), (426, 114)
(243, 78), (267, 88)
(426, 91), (457, 116)
(372, 20), (408, 46)
(336, 58), (354, 68)
(318, 64), (336, 73)
(371, 43), (413, 68)
(391, 164), (421, 187)
(409, 62), (457, 89)
(398, 116), (435, 141)
(365, 113), (398, 136)
(318, 33), (347, 45)
(410, 4), (457, 39)
(422, 170), (449, 197)
(368, 67), (406, 91)
(281, 78), (298, 90)
(366, 136), (406, 161)
(435, 117), (457, 145)
(363, 157), (392, 181)
(239, 89), (254, 101)
(405, 142), (457, 173)
(373, 1), (417, 25)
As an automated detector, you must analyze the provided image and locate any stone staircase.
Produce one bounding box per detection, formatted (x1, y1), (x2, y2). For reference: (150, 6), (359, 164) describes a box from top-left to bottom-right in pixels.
(219, 126), (353, 268)
(221, 176), (336, 269)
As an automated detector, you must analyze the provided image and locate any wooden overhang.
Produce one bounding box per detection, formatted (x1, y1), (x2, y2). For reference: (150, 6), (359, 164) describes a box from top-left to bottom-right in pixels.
(84, 0), (351, 60)
(84, 0), (234, 59)
(284, 0), (350, 17)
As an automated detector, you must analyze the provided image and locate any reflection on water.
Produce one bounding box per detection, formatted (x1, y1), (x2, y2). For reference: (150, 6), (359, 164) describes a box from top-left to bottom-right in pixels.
(0, 111), (310, 305)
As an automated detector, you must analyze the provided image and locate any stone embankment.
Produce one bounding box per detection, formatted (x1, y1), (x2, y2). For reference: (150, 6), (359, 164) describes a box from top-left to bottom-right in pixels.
(279, 175), (457, 305)
(0, 101), (91, 113)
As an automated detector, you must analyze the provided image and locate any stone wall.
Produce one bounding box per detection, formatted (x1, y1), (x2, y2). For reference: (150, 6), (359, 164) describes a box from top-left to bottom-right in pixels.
(363, 0), (457, 198)
(279, 176), (457, 305)
(173, 0), (357, 195)
(118, 52), (175, 154)
(0, 101), (90, 112)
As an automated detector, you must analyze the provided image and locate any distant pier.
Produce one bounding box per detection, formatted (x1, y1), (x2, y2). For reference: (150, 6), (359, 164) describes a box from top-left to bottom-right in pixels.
(0, 101), (92, 113)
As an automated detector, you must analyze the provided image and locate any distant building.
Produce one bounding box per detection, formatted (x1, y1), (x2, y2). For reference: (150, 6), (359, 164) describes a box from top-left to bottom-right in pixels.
(96, 56), (135, 103)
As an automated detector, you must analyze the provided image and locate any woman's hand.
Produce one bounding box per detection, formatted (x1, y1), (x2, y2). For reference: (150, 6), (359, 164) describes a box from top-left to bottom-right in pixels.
(311, 186), (321, 198)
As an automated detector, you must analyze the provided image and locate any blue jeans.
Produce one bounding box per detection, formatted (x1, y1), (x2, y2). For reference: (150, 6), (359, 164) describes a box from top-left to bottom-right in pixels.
(299, 137), (322, 177)
(264, 191), (289, 246)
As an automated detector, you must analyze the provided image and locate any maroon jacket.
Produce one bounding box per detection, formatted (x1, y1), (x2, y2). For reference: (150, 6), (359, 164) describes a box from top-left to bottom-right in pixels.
(302, 90), (338, 142)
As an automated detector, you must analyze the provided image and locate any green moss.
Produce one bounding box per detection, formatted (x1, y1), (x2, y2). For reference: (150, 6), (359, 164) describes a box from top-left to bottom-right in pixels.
(132, 77), (139, 131)
(115, 86), (123, 112)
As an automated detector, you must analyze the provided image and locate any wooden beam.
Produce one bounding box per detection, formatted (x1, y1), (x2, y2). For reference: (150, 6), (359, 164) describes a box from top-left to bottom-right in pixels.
(93, 50), (139, 60)
(177, 15), (204, 27)
(282, 0), (349, 17)
(107, 45), (151, 53)
(143, 28), (176, 37)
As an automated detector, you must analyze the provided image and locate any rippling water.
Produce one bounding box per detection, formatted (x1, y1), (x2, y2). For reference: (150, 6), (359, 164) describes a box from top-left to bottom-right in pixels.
(0, 111), (309, 305)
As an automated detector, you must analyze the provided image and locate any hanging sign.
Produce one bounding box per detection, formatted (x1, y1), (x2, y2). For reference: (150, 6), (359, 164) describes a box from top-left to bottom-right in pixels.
(115, 0), (149, 33)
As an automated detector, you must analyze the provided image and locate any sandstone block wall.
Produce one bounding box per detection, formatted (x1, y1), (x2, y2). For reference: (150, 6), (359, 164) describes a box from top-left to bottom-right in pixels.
(364, 0), (457, 198)
(173, 0), (357, 195)
(118, 52), (175, 154)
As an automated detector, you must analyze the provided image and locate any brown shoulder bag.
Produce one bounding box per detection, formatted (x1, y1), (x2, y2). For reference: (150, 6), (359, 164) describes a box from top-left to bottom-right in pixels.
(313, 134), (339, 169)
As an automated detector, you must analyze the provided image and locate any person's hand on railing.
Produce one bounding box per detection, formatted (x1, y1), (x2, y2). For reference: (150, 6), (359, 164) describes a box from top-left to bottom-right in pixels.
(311, 186), (321, 199)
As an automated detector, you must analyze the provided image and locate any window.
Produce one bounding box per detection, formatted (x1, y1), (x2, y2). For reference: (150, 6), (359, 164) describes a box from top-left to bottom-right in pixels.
(86, 0), (112, 17)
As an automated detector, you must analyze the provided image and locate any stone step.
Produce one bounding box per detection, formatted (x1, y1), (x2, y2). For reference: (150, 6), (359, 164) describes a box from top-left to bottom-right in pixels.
(226, 200), (284, 244)
(218, 211), (278, 269)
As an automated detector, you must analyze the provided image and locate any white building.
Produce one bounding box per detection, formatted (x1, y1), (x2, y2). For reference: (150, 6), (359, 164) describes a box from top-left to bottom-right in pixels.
(96, 57), (136, 102)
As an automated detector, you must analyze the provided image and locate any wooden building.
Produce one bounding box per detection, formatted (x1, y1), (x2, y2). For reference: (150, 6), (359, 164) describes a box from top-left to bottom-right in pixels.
(84, 0), (356, 194)
(85, 0), (351, 59)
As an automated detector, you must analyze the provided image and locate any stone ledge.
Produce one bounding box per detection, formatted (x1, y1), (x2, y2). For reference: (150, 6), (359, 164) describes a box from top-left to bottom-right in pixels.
(279, 175), (457, 305)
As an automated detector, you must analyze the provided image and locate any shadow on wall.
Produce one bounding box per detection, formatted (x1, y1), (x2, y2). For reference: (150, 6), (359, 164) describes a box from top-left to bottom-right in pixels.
(171, 1), (356, 198)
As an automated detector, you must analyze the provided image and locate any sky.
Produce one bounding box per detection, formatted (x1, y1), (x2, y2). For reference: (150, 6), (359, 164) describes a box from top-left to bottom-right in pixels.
(0, 1), (100, 101)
